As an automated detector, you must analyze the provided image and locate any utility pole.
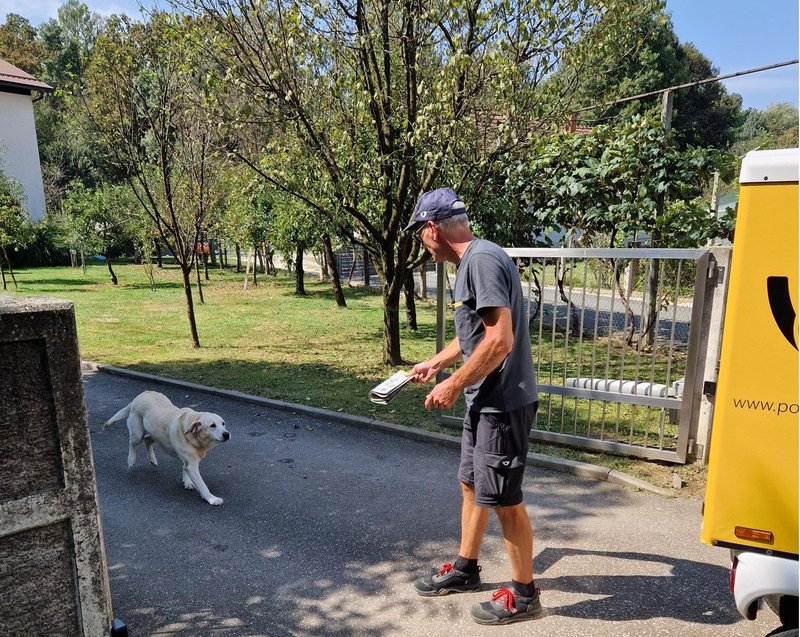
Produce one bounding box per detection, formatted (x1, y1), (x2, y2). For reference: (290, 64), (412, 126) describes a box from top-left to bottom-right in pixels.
(646, 90), (674, 346)
(660, 89), (673, 134)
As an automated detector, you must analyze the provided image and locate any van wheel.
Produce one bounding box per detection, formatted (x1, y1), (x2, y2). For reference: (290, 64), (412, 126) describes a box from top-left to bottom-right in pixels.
(779, 596), (799, 629)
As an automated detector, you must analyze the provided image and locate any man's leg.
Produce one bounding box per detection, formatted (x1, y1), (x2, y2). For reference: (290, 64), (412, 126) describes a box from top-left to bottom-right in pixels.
(458, 481), (490, 559)
(413, 415), (485, 596)
(494, 502), (533, 583)
(469, 403), (543, 624)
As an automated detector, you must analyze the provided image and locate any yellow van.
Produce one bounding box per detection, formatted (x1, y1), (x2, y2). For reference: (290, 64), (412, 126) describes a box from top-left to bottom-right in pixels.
(701, 148), (799, 636)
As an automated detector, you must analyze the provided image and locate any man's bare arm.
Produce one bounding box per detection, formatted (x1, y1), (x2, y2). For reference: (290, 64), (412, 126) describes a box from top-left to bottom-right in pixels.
(424, 307), (513, 410)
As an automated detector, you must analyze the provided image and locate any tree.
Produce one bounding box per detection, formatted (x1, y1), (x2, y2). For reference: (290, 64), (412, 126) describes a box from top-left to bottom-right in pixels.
(84, 13), (223, 347)
(183, 0), (657, 364)
(246, 146), (349, 305)
(671, 43), (744, 149)
(39, 0), (105, 85)
(502, 114), (732, 343)
(0, 14), (47, 74)
(0, 170), (32, 289)
(565, 11), (743, 149)
(734, 102), (799, 154)
(35, 2), (114, 203)
(509, 115), (729, 247)
(1, 5), (115, 223)
(219, 171), (275, 287)
(60, 181), (136, 283)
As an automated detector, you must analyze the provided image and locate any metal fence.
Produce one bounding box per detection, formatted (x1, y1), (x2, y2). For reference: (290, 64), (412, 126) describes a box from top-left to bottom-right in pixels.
(434, 247), (727, 463)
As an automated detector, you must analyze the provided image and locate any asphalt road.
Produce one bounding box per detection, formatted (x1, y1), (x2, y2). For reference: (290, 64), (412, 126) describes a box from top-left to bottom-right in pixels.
(83, 369), (777, 637)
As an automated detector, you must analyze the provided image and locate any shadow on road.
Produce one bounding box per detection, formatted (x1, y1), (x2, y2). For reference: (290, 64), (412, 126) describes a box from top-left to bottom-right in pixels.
(537, 547), (741, 625)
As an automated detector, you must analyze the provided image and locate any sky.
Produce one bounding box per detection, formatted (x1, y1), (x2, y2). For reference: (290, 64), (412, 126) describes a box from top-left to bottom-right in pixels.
(4, 0), (799, 110)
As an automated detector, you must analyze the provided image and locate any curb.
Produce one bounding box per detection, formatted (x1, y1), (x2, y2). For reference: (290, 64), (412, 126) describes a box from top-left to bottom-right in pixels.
(81, 361), (671, 497)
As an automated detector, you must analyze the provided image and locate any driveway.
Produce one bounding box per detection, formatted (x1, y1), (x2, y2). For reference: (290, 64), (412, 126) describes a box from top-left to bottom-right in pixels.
(84, 369), (777, 636)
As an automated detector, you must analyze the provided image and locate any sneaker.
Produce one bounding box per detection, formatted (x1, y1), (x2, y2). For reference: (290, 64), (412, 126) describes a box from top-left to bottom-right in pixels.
(414, 562), (482, 597)
(470, 587), (543, 625)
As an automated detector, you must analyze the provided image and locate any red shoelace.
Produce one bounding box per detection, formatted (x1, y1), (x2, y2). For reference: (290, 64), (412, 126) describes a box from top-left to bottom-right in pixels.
(438, 563), (455, 576)
(491, 588), (518, 613)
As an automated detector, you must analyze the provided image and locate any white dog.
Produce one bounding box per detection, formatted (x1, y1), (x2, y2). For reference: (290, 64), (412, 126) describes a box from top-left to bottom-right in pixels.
(103, 391), (230, 505)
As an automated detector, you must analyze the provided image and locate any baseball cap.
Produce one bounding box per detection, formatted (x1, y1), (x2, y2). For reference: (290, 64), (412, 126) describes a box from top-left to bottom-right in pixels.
(403, 188), (466, 234)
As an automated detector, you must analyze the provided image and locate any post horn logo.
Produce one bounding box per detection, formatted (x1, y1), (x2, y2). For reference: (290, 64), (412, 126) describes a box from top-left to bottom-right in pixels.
(767, 276), (798, 350)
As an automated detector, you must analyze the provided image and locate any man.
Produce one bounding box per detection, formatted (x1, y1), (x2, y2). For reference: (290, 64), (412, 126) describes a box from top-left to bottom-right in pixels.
(405, 187), (542, 625)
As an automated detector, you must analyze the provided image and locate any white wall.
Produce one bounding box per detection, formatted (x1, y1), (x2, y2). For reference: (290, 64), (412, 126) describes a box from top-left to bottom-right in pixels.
(0, 91), (47, 222)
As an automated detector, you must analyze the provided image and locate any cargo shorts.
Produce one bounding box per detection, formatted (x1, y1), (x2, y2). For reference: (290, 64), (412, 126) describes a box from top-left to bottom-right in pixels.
(458, 402), (537, 508)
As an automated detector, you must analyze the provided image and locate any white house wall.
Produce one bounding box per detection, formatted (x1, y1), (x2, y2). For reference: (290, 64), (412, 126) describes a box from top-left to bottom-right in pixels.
(0, 91), (47, 222)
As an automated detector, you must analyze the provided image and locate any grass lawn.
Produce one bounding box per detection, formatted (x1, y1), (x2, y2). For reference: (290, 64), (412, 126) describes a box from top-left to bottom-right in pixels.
(3, 261), (706, 496)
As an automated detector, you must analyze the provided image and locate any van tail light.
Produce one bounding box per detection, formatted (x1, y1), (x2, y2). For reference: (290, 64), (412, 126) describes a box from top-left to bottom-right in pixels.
(729, 555), (738, 593)
(734, 526), (774, 543)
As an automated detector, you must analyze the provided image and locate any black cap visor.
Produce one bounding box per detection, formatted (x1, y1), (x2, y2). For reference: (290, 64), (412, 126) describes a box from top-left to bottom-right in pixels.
(403, 219), (425, 234)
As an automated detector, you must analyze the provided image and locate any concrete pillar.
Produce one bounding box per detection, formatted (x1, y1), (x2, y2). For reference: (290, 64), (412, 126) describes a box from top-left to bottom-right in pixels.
(0, 297), (118, 635)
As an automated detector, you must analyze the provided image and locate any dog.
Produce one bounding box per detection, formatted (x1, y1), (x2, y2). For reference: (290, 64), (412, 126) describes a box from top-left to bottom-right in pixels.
(103, 391), (230, 505)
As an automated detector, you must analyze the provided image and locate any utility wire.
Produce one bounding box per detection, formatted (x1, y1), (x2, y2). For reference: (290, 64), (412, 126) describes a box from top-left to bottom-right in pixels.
(574, 59), (799, 114)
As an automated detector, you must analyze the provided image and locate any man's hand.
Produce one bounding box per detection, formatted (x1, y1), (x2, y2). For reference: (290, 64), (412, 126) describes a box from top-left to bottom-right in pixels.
(424, 379), (460, 410)
(410, 360), (440, 384)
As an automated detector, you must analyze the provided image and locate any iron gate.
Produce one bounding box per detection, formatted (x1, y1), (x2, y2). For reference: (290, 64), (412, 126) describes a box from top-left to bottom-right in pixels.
(433, 247), (727, 463)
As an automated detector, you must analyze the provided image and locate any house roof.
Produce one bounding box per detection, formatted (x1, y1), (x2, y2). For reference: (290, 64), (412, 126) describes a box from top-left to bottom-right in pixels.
(0, 58), (53, 94)
(474, 112), (593, 148)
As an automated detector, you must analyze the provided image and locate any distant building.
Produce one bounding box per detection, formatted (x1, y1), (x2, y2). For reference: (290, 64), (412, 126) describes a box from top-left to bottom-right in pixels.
(0, 58), (53, 222)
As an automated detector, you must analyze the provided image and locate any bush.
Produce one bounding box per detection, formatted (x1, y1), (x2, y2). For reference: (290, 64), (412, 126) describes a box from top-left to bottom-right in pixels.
(12, 220), (71, 267)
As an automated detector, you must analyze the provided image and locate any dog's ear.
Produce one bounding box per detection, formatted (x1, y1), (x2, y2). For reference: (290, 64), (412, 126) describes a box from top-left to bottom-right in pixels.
(185, 420), (201, 435)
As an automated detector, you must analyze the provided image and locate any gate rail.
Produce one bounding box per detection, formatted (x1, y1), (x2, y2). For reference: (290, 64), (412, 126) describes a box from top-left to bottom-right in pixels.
(434, 246), (729, 463)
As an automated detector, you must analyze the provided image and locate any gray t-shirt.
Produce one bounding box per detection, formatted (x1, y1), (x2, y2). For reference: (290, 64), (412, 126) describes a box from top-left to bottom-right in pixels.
(453, 238), (537, 413)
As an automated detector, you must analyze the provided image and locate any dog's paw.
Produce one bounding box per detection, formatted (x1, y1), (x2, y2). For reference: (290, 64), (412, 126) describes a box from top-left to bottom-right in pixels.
(206, 496), (224, 505)
(183, 481), (195, 490)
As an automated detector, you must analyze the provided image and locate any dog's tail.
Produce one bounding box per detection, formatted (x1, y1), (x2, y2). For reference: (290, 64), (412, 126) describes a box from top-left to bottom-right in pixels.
(103, 403), (131, 430)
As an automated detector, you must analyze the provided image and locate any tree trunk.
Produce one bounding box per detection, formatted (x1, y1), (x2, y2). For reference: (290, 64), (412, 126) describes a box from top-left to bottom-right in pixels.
(180, 264), (201, 348)
(404, 269), (417, 330)
(645, 259), (660, 347)
(155, 241), (163, 268)
(614, 264), (638, 345)
(257, 247), (266, 274)
(363, 248), (370, 287)
(203, 239), (210, 281)
(382, 282), (403, 365)
(243, 247), (253, 289)
(318, 249), (330, 282)
(0, 254), (6, 290)
(145, 260), (156, 292)
(346, 246), (357, 285)
(252, 246), (258, 286)
(322, 233), (346, 308)
(105, 252), (118, 286)
(294, 243), (306, 295)
(529, 267), (542, 326)
(210, 238), (217, 266)
(2, 246), (17, 289)
(235, 244), (242, 272)
(265, 244), (276, 276)
(195, 258), (205, 304)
